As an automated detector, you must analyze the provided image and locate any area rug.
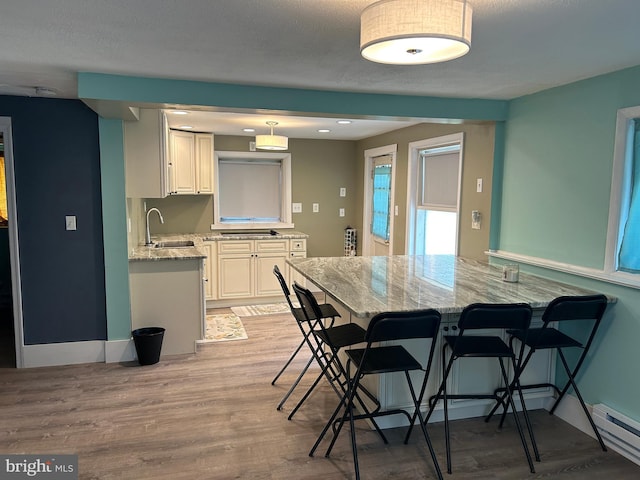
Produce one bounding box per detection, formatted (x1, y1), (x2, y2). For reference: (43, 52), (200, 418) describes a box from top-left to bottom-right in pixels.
(231, 303), (290, 317)
(203, 313), (248, 342)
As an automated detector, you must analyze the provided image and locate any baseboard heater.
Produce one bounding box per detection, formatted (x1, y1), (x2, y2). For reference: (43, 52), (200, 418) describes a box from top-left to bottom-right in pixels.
(593, 403), (640, 466)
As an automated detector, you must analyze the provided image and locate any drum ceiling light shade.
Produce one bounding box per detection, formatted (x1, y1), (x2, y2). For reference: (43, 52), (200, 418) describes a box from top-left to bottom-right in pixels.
(255, 121), (288, 150)
(360, 0), (472, 65)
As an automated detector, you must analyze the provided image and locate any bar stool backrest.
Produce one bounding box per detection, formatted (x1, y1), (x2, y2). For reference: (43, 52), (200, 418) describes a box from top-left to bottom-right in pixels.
(541, 294), (608, 325)
(273, 265), (296, 311)
(367, 310), (441, 344)
(458, 303), (532, 334)
(292, 281), (324, 323)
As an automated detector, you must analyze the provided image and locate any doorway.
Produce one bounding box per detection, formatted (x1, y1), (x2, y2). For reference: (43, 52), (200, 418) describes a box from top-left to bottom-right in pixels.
(362, 145), (396, 256)
(406, 133), (464, 256)
(0, 118), (22, 367)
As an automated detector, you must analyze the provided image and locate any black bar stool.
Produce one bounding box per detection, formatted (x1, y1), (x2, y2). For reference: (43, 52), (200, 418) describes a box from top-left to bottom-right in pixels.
(271, 265), (341, 411)
(289, 282), (382, 423)
(311, 309), (444, 480)
(487, 294), (609, 453)
(426, 303), (536, 474)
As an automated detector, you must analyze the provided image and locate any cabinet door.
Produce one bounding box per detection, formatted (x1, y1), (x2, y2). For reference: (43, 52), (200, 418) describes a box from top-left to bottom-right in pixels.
(255, 253), (288, 297)
(288, 251), (307, 288)
(202, 242), (217, 300)
(195, 133), (214, 194)
(218, 254), (254, 299)
(169, 130), (196, 194)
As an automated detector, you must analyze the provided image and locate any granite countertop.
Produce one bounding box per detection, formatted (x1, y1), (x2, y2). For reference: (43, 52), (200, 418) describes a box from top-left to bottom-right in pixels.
(129, 230), (308, 261)
(287, 255), (613, 317)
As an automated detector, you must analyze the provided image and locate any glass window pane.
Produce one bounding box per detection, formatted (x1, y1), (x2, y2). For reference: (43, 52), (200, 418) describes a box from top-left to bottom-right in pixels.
(218, 160), (281, 222)
(372, 164), (391, 241)
(424, 210), (457, 255)
(618, 118), (640, 272)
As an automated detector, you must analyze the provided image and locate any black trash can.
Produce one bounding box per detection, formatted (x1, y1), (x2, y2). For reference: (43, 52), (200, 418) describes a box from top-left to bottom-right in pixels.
(132, 327), (165, 365)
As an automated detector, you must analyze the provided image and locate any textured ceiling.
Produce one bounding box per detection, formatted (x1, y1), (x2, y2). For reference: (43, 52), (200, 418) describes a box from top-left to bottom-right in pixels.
(1, 1), (639, 137)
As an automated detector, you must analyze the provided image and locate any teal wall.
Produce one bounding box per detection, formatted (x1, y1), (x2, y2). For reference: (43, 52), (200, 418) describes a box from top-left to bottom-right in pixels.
(500, 65), (640, 420)
(98, 118), (131, 340)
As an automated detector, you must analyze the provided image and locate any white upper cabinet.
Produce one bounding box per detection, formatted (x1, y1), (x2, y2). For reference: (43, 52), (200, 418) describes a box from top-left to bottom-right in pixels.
(168, 130), (214, 195)
(124, 108), (214, 198)
(124, 109), (170, 198)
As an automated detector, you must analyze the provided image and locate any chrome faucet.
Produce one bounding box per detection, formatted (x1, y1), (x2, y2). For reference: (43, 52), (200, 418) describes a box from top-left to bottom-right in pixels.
(145, 207), (164, 245)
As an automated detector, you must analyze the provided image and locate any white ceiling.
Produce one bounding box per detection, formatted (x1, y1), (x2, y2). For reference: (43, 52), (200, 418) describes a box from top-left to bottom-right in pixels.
(1, 0), (639, 139)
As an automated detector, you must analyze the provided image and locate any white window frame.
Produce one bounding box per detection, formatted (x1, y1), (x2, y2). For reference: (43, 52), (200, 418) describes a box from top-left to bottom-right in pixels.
(212, 151), (293, 230)
(604, 105), (640, 287)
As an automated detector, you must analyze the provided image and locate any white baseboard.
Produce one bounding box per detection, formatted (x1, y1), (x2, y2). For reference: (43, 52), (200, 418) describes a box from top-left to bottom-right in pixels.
(547, 393), (598, 440)
(22, 340), (106, 368)
(105, 339), (136, 363)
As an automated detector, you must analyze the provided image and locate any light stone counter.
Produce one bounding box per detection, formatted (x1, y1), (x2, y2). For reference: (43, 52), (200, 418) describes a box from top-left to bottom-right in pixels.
(288, 255), (609, 317)
(129, 230), (308, 262)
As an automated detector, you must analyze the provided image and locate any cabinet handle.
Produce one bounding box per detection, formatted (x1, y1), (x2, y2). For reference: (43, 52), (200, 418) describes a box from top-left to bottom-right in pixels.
(452, 325), (458, 331)
(443, 326), (449, 332)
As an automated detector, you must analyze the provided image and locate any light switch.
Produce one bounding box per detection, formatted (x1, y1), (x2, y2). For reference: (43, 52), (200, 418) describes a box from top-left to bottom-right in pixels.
(312, 203), (319, 213)
(65, 215), (77, 231)
(292, 202), (302, 213)
(476, 178), (483, 193)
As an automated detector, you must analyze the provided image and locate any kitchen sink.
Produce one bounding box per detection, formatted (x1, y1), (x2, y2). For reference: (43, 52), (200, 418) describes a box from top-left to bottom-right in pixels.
(154, 240), (195, 248)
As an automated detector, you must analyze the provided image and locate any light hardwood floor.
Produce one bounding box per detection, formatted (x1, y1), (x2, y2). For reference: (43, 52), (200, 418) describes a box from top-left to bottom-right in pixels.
(0, 308), (638, 479)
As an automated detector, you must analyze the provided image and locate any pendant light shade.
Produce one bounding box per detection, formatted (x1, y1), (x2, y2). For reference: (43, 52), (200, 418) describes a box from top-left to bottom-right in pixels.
(360, 0), (472, 65)
(255, 121), (288, 150)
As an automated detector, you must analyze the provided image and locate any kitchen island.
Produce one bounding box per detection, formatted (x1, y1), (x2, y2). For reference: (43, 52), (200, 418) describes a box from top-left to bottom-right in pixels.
(287, 255), (612, 426)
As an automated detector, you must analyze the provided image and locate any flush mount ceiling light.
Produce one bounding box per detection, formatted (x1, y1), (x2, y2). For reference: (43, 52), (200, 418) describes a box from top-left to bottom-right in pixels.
(255, 121), (288, 150)
(360, 0), (472, 65)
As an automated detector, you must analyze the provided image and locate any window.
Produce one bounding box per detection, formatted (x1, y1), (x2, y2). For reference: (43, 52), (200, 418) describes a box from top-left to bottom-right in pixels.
(407, 134), (463, 257)
(371, 157), (392, 241)
(0, 134), (7, 226)
(605, 106), (640, 282)
(213, 151), (293, 229)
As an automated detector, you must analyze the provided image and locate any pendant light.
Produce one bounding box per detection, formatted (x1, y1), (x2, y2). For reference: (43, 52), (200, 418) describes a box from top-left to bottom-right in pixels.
(255, 121), (288, 151)
(360, 0), (473, 65)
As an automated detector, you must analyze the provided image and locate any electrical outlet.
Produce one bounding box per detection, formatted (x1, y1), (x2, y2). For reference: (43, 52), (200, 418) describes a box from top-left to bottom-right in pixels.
(339, 187), (346, 197)
(312, 203), (319, 213)
(339, 208), (345, 217)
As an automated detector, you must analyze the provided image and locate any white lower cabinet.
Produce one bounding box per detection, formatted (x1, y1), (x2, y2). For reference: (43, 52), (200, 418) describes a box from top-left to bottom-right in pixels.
(217, 239), (295, 300)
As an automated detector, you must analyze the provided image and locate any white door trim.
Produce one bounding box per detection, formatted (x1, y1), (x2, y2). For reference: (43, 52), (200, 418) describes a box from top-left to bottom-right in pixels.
(362, 144), (397, 256)
(0, 117), (24, 367)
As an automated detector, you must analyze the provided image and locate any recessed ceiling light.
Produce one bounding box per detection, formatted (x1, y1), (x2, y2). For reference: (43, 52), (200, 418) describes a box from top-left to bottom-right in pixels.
(179, 125), (193, 130)
(318, 129), (331, 133)
(243, 128), (256, 133)
(337, 120), (352, 125)
(171, 110), (189, 115)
